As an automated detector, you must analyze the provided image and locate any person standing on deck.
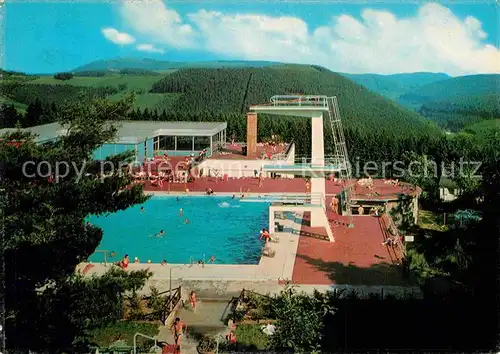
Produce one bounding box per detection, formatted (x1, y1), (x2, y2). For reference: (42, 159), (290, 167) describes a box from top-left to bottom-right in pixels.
(305, 179), (310, 192)
(189, 291), (197, 313)
(119, 254), (130, 270)
(330, 196), (339, 214)
(171, 317), (187, 352)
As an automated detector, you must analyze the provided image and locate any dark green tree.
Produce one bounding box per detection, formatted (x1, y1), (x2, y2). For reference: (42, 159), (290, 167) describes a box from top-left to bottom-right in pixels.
(1, 95), (150, 351)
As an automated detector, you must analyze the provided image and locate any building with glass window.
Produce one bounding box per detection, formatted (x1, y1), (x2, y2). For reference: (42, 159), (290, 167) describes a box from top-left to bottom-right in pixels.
(0, 121), (227, 161)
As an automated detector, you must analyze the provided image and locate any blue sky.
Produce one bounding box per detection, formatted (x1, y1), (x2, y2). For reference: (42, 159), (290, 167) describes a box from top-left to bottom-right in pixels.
(3, 1), (499, 75)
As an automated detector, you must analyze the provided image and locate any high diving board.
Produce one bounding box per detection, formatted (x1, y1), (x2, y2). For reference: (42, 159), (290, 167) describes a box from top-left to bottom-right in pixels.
(263, 156), (343, 175)
(240, 194), (324, 206)
(249, 95), (329, 117)
(263, 163), (341, 175)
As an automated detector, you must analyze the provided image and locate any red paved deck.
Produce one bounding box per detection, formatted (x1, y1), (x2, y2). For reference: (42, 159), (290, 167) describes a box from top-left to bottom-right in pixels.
(142, 176), (419, 200)
(291, 211), (408, 286)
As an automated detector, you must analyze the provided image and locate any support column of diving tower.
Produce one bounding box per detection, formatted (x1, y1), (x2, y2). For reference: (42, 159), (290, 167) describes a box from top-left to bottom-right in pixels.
(249, 95), (352, 242)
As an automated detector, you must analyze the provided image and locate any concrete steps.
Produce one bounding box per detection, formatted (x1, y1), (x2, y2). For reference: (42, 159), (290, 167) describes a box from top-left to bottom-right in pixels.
(156, 298), (232, 353)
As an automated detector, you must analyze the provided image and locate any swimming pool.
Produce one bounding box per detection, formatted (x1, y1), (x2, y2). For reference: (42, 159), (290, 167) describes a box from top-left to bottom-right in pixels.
(88, 195), (269, 264)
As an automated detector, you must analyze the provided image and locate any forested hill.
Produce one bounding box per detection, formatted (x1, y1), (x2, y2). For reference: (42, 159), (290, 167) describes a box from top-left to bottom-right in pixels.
(418, 94), (500, 132)
(1, 64), (442, 168)
(341, 72), (450, 100)
(149, 66), (438, 136)
(398, 74), (500, 107)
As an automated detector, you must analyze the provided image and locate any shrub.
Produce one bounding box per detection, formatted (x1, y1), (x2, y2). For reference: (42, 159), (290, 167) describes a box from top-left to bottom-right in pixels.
(128, 291), (144, 320)
(54, 72), (74, 80)
(147, 285), (164, 314)
(197, 334), (216, 353)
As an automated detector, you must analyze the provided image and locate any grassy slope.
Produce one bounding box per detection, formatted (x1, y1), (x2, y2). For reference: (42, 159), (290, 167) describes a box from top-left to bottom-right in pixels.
(0, 95), (28, 112)
(462, 119), (500, 137)
(30, 74), (166, 91)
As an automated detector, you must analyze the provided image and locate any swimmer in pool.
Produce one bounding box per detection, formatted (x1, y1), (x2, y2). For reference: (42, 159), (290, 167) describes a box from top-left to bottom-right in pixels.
(179, 208), (183, 216)
(184, 218), (190, 224)
(176, 197), (180, 202)
(140, 206), (145, 213)
(208, 255), (216, 263)
(153, 229), (164, 237)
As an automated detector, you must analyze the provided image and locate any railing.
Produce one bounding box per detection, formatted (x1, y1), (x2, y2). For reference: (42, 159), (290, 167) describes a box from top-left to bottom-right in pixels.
(133, 332), (160, 354)
(241, 193), (325, 207)
(265, 156), (346, 168)
(269, 95), (328, 107)
(94, 249), (111, 265)
(141, 286), (182, 323)
(379, 214), (406, 263)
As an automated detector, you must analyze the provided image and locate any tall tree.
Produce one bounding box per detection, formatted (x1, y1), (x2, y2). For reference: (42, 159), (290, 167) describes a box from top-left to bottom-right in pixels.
(1, 95), (150, 351)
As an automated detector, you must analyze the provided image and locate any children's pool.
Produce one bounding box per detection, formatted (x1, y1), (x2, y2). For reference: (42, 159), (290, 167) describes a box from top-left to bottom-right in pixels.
(88, 195), (269, 264)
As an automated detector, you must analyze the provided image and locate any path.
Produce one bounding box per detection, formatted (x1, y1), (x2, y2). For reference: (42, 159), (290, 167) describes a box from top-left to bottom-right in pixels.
(156, 297), (231, 354)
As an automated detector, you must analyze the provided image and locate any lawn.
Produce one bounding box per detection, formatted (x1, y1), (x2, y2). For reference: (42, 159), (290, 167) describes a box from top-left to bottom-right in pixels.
(84, 321), (159, 349)
(30, 74), (169, 91)
(419, 210), (448, 232)
(0, 95), (28, 112)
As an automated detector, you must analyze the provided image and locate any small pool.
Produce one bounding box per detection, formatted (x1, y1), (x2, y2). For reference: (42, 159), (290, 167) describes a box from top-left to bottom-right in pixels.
(88, 196), (269, 264)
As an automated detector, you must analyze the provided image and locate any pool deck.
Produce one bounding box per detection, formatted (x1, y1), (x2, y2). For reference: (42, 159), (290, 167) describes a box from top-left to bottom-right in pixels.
(142, 176), (420, 201)
(293, 212), (409, 286)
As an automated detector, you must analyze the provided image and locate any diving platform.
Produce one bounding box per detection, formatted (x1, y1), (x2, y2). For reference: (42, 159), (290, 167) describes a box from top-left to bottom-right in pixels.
(249, 95), (329, 118)
(240, 193), (324, 206)
(248, 94), (353, 234)
(263, 156), (344, 176)
(241, 193), (334, 242)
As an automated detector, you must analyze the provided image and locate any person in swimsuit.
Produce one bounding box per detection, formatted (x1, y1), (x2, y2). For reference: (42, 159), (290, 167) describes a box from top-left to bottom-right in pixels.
(208, 255), (216, 263)
(260, 230), (271, 244)
(179, 208), (183, 216)
(189, 291), (197, 312)
(119, 254), (130, 269)
(155, 229), (165, 237)
(171, 317), (186, 350)
(140, 206), (145, 213)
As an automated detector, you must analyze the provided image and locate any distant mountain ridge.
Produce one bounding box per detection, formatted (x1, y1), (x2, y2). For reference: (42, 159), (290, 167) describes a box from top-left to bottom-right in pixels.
(341, 72), (451, 101)
(73, 58), (283, 72)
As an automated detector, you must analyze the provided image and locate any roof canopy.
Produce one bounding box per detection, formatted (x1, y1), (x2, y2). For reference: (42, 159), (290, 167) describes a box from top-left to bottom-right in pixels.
(0, 121), (227, 144)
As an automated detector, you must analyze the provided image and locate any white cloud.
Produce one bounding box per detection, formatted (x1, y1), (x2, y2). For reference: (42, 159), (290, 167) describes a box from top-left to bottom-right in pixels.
(136, 43), (165, 53)
(101, 27), (135, 45)
(117, 2), (500, 75)
(119, 0), (195, 48)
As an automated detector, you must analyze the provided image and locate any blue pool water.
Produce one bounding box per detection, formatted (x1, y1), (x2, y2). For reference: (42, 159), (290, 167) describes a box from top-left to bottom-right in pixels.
(88, 196), (269, 264)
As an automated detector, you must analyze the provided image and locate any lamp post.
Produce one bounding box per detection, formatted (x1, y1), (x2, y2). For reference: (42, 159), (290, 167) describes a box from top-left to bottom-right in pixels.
(169, 265), (182, 311)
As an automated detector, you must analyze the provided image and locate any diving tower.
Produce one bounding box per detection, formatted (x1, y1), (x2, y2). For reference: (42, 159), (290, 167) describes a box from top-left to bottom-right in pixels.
(249, 95), (354, 240)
